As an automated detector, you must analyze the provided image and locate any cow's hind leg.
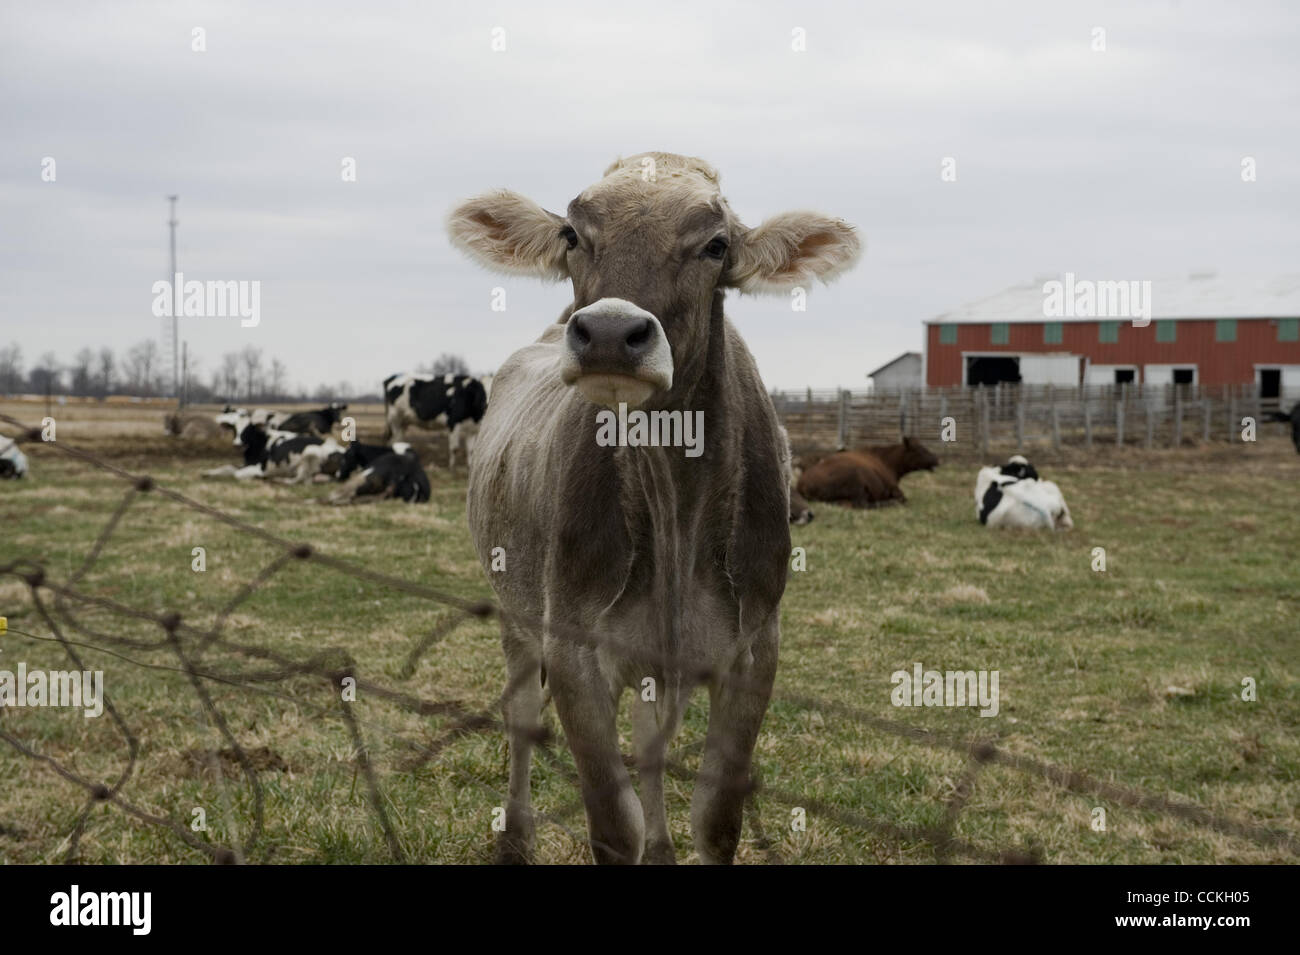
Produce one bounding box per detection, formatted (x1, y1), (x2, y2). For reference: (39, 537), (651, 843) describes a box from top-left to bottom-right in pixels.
(550, 665), (644, 865)
(691, 623), (777, 864)
(631, 689), (684, 864)
(497, 621), (544, 864)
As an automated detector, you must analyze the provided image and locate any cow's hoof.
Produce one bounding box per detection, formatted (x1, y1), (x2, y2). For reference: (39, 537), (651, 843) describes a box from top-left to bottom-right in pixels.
(494, 833), (534, 865)
(642, 841), (677, 865)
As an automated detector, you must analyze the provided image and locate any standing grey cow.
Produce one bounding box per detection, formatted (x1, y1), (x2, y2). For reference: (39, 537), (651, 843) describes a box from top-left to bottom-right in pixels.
(448, 152), (860, 865)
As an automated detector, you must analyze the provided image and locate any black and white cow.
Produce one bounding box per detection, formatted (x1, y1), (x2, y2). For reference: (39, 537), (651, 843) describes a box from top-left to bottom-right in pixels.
(203, 421), (344, 484)
(319, 440), (396, 481)
(974, 455), (1073, 530)
(382, 372), (488, 467)
(1, 437), (28, 479)
(275, 402), (348, 436)
(325, 445), (430, 504)
(1267, 404), (1300, 453)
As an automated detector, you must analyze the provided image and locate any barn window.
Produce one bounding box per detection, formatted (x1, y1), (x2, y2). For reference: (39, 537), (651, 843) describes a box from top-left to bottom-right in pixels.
(1099, 321), (1119, 344)
(1155, 320), (1177, 343)
(1043, 322), (1063, 344)
(1215, 319), (1237, 342)
(991, 323), (1009, 345)
(939, 324), (957, 345)
(1279, 318), (1299, 342)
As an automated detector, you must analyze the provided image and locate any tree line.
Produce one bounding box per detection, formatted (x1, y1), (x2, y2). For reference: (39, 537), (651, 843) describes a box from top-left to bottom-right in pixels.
(0, 343), (473, 404)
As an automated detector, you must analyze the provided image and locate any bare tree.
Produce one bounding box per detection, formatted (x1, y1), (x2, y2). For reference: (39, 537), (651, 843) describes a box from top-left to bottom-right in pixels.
(220, 352), (240, 401)
(28, 351), (61, 394)
(423, 353), (470, 377)
(0, 342), (22, 394)
(97, 347), (115, 396)
(70, 348), (94, 396)
(239, 346), (263, 401)
(269, 358), (287, 400)
(124, 340), (160, 396)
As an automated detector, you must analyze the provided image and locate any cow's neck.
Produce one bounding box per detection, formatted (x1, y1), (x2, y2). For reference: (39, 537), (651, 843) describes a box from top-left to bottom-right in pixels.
(608, 293), (736, 670)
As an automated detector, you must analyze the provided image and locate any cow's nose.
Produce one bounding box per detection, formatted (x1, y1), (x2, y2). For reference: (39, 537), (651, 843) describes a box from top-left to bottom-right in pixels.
(566, 309), (655, 367)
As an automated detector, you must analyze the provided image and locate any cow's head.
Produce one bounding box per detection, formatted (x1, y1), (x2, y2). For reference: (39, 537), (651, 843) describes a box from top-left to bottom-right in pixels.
(448, 152), (860, 409)
(899, 436), (940, 474)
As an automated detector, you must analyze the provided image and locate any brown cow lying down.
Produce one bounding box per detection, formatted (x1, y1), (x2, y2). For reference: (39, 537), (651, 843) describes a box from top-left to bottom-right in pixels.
(797, 436), (939, 508)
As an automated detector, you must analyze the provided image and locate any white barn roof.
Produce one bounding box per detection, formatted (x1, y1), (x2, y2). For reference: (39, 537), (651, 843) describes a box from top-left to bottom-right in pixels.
(867, 351), (920, 378)
(929, 273), (1300, 324)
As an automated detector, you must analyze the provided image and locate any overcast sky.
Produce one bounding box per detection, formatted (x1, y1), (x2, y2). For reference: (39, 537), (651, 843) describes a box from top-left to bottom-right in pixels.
(2, 0), (1297, 393)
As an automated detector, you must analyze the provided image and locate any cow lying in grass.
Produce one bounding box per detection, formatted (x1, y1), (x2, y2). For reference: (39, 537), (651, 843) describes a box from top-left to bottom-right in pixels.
(796, 437), (939, 508)
(0, 437), (28, 479)
(202, 421), (344, 484)
(974, 455), (1073, 530)
(324, 444), (430, 504)
(276, 402), (347, 436)
(213, 403), (346, 438)
(319, 440), (398, 481)
(1267, 404), (1300, 453)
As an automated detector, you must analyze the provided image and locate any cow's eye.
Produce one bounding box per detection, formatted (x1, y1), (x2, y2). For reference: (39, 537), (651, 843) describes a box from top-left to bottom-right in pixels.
(703, 237), (728, 260)
(560, 225), (579, 250)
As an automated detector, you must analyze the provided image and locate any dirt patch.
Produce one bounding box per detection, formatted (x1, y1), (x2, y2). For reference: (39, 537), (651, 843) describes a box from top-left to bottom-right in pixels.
(172, 745), (292, 779)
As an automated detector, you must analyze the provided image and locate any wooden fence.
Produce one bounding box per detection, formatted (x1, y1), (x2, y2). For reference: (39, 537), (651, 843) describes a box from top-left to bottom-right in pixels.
(772, 384), (1294, 458)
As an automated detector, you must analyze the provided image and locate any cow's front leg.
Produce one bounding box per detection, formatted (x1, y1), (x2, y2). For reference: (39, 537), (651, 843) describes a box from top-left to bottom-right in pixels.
(632, 686), (684, 864)
(691, 620), (778, 864)
(497, 621), (544, 864)
(549, 657), (644, 865)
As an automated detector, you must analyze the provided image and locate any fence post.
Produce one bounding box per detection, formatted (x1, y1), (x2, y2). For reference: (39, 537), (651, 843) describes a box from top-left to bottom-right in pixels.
(1084, 399), (1092, 449)
(980, 388), (990, 456)
(1173, 388), (1183, 448)
(1145, 399), (1154, 449)
(900, 391), (909, 439)
(1228, 388), (1236, 442)
(1117, 397), (1125, 447)
(837, 388), (848, 449)
(939, 392), (948, 444)
(1202, 397), (1211, 443)
(1051, 405), (1061, 450)
(1015, 389), (1024, 449)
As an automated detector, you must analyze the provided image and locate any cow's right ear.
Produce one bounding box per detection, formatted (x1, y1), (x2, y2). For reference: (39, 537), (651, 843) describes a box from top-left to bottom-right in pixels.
(447, 190), (569, 280)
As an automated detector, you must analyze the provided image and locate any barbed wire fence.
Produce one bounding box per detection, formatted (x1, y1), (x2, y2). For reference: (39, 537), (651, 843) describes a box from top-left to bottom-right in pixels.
(1, 413), (1297, 865)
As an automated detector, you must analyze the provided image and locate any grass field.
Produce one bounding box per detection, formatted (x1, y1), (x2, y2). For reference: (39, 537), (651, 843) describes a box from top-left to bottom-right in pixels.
(1, 401), (1298, 864)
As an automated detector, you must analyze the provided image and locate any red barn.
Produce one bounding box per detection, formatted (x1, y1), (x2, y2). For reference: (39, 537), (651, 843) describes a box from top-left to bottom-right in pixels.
(923, 273), (1300, 406)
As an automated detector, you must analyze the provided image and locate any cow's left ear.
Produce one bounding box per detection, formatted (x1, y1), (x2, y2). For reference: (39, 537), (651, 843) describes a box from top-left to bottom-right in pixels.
(447, 190), (569, 280)
(726, 212), (861, 294)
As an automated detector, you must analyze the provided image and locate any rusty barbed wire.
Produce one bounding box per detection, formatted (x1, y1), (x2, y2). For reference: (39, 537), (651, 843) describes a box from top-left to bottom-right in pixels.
(1, 414), (1296, 865)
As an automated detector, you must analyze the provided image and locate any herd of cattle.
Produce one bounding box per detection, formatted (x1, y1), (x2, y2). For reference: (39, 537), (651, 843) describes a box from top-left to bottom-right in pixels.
(160, 371), (493, 504)
(788, 438), (1073, 530)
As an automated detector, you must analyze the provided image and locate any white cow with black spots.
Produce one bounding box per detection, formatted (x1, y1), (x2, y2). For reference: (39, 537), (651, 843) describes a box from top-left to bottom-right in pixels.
(975, 455), (1073, 530)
